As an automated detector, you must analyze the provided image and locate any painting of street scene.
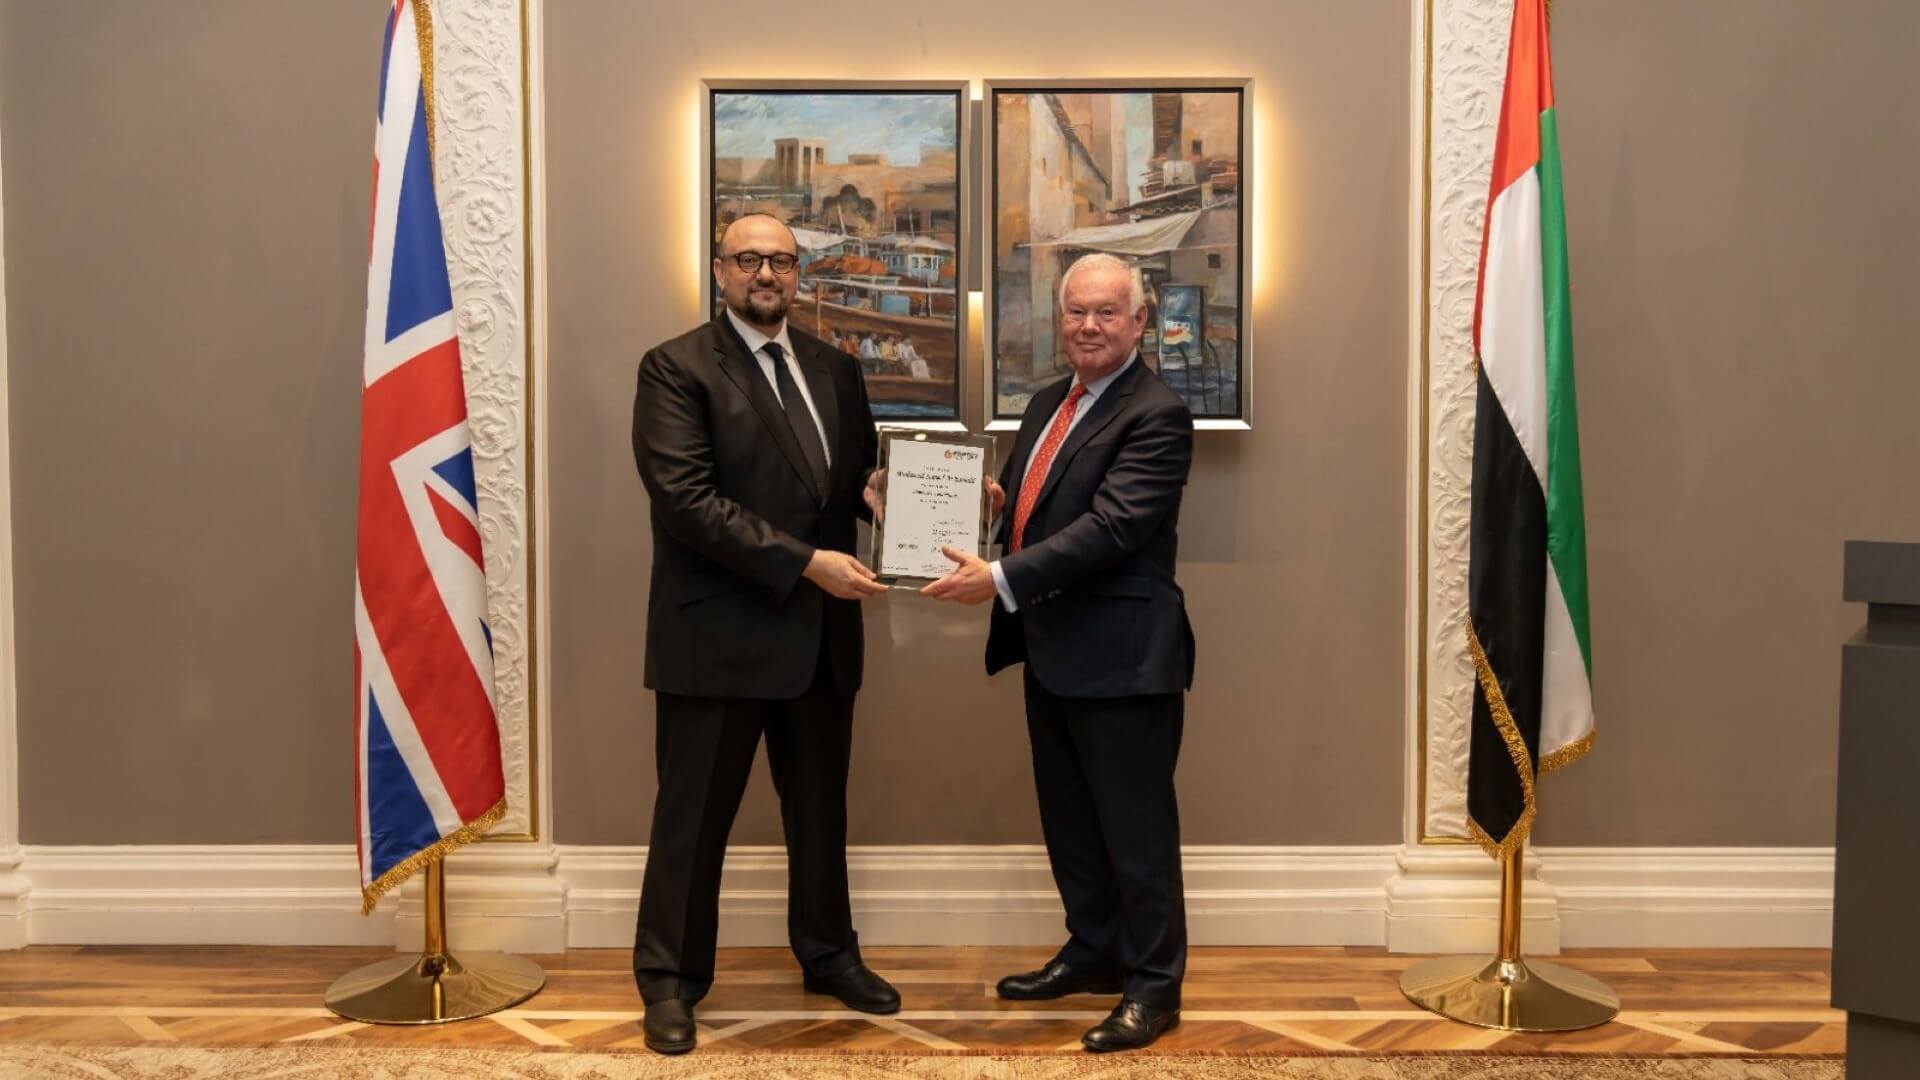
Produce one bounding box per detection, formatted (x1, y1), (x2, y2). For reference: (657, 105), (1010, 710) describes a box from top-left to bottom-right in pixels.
(990, 84), (1247, 421)
(710, 86), (964, 420)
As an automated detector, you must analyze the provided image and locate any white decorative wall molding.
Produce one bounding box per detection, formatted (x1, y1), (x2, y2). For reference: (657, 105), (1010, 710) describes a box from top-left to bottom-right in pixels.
(1416, 0), (1510, 839)
(1539, 847), (1835, 949)
(563, 845), (1400, 950)
(0, 847), (25, 951)
(19, 847), (391, 948)
(433, 0), (539, 840)
(393, 844), (567, 954)
(4, 844), (1833, 953)
(1385, 844), (1563, 955)
(1384, 845), (1838, 954)
(0, 77), (23, 954)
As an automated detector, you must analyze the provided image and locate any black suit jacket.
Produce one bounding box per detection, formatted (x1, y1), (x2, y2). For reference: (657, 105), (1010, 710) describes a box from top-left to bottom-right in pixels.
(633, 314), (877, 699)
(985, 360), (1196, 698)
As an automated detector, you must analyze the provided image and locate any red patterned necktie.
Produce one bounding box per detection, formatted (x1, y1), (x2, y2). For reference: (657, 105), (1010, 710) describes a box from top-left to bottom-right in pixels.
(1009, 383), (1088, 553)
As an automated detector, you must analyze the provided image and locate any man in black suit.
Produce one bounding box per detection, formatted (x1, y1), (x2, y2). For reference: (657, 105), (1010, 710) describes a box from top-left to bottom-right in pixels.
(630, 214), (899, 1054)
(921, 252), (1195, 1052)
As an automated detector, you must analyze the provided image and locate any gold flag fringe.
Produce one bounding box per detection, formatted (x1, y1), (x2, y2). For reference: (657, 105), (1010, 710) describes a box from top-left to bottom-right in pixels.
(1540, 728), (1595, 775)
(410, 0), (436, 163)
(1465, 624), (1538, 860)
(1464, 624), (1595, 857)
(359, 798), (506, 915)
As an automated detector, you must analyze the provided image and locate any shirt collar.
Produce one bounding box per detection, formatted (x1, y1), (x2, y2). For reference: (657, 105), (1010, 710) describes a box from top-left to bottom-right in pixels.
(725, 307), (795, 361)
(1074, 350), (1137, 403)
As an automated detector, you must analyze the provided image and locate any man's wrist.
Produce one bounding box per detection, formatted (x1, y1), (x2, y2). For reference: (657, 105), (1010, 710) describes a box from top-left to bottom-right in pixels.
(989, 560), (1018, 612)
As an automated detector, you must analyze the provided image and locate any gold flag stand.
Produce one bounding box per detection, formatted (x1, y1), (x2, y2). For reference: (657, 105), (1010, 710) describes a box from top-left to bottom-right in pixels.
(1399, 843), (1619, 1031)
(325, 859), (546, 1024)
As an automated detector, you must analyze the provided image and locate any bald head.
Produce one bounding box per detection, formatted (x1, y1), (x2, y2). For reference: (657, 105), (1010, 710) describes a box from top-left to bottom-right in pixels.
(718, 213), (797, 256)
(713, 214), (800, 330)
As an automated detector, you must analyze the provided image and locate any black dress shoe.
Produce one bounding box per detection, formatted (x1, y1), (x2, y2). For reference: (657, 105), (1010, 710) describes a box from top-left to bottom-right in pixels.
(642, 998), (695, 1055)
(803, 962), (901, 1014)
(996, 960), (1125, 1001)
(1082, 999), (1179, 1052)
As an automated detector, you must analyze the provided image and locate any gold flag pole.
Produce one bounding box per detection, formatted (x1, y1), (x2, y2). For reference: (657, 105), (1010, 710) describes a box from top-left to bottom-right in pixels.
(1399, 843), (1619, 1031)
(325, 859), (546, 1024)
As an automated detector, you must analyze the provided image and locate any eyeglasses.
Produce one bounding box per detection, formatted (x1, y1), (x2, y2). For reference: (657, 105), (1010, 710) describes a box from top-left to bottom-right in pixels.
(724, 250), (799, 275)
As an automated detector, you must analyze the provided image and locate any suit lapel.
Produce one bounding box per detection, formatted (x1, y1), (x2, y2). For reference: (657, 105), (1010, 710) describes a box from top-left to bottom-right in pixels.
(1029, 360), (1144, 517)
(710, 315), (820, 500)
(794, 337), (841, 490)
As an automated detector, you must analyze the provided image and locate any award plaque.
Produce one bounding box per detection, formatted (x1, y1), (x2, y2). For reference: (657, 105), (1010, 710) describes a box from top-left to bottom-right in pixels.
(866, 428), (998, 587)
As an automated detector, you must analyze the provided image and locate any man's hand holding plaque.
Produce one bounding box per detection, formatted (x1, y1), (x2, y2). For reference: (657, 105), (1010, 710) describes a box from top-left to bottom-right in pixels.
(920, 545), (998, 605)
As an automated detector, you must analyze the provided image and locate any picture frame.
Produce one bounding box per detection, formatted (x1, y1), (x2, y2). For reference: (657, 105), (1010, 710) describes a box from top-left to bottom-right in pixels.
(864, 427), (999, 588)
(982, 78), (1252, 429)
(703, 80), (970, 428)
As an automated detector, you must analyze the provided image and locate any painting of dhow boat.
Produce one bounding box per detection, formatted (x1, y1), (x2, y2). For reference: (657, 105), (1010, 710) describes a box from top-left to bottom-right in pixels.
(707, 83), (967, 421)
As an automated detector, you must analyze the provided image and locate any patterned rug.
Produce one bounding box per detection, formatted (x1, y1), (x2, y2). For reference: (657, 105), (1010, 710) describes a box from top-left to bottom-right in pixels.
(0, 1045), (1846, 1079)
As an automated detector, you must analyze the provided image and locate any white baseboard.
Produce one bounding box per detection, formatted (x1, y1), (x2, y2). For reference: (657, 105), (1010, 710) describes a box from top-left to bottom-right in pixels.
(19, 846), (391, 947)
(0, 843), (1832, 954)
(561, 845), (1398, 949)
(392, 847), (568, 955)
(1540, 847), (1835, 948)
(1385, 845), (1564, 954)
(0, 846), (26, 950)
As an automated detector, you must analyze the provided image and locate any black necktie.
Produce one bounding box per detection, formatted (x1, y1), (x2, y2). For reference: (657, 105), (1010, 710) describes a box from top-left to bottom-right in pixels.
(764, 342), (830, 498)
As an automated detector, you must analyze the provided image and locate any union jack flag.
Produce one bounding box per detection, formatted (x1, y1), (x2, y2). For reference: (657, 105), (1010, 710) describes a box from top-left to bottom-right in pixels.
(355, 0), (505, 912)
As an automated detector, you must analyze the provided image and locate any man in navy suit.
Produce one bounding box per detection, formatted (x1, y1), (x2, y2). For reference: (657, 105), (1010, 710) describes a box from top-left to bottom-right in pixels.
(921, 253), (1196, 1051)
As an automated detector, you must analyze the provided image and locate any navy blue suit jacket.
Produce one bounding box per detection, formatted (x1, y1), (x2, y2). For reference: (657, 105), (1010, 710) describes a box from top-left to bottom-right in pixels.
(985, 360), (1196, 698)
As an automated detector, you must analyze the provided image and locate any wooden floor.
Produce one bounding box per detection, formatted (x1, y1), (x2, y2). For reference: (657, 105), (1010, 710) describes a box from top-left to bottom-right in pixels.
(0, 945), (1841, 1057)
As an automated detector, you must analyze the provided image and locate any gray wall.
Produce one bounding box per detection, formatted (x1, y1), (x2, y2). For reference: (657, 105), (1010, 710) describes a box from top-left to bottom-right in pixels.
(1, 1), (371, 842)
(1535, 0), (1920, 845)
(1, 0), (1908, 848)
(542, 0), (1411, 846)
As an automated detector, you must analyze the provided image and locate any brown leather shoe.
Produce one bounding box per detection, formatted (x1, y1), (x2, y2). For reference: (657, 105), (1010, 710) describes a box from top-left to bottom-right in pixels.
(1082, 999), (1179, 1052)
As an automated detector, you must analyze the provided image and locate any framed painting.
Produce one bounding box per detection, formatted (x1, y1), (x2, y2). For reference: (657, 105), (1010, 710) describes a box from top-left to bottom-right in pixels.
(984, 79), (1251, 428)
(704, 80), (969, 426)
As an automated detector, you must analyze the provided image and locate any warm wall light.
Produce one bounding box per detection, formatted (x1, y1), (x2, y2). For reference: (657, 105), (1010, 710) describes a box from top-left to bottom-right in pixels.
(1251, 96), (1277, 306)
(685, 89), (708, 319)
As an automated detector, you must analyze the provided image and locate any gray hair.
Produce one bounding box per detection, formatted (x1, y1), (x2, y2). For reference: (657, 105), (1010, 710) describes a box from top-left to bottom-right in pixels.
(1057, 252), (1145, 313)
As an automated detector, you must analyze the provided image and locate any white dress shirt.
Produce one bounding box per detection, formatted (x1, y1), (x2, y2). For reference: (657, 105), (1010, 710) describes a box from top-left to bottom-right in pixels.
(989, 352), (1138, 612)
(726, 308), (831, 466)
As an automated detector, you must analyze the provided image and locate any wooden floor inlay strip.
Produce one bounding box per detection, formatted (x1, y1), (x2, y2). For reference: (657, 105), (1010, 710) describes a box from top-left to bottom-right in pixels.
(0, 945), (1842, 1059)
(699, 1017), (778, 1045)
(116, 1015), (175, 1042)
(280, 1020), (367, 1042)
(1245, 1020), (1362, 1051)
(1620, 1017), (1762, 1054)
(870, 1017), (970, 1050)
(489, 1013), (570, 1046)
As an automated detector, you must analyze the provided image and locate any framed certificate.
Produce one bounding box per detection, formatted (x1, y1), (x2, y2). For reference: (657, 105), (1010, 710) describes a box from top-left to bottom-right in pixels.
(865, 428), (998, 587)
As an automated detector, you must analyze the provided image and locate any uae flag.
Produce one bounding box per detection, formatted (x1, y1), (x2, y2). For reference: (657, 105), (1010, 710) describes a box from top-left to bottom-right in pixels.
(1466, 0), (1594, 856)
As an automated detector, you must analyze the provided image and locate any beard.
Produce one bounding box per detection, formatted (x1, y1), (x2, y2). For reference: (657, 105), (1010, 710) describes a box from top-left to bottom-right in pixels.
(737, 288), (791, 327)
